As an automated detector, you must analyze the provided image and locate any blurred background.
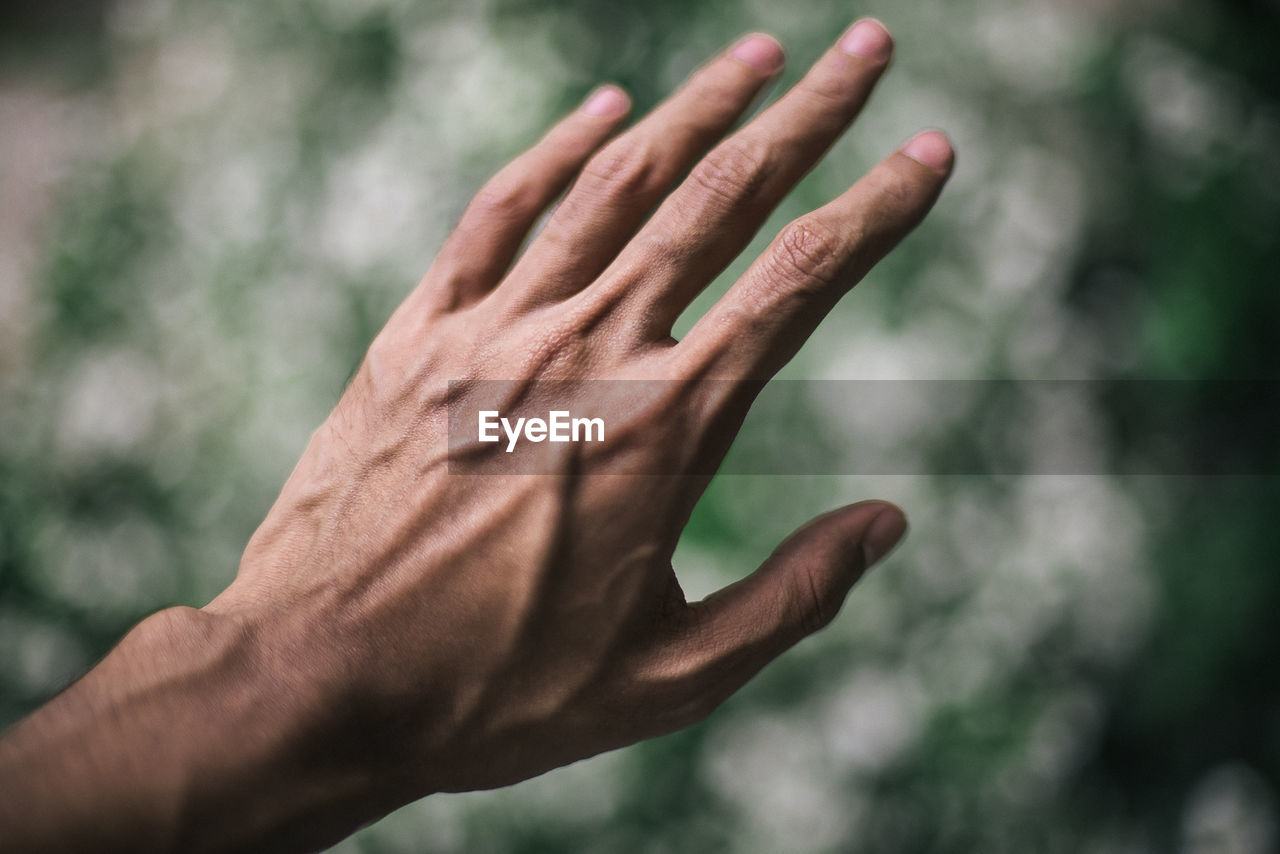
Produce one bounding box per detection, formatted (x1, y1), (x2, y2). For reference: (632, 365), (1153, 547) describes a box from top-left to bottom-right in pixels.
(2, 0), (1279, 850)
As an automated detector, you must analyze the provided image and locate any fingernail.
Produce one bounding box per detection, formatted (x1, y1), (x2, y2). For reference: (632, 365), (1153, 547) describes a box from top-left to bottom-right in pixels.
(862, 506), (908, 568)
(730, 33), (785, 74)
(839, 18), (892, 60)
(902, 130), (955, 170)
(582, 85), (629, 118)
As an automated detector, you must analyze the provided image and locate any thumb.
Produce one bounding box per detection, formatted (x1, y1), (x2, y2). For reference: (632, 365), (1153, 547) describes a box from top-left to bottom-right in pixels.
(667, 501), (907, 717)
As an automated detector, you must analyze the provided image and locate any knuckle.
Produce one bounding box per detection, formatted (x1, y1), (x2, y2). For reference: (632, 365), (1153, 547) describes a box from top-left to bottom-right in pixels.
(764, 219), (846, 297)
(688, 138), (772, 207)
(793, 564), (836, 637)
(880, 172), (914, 206)
(688, 64), (756, 118)
(579, 139), (661, 199)
(869, 163), (932, 223)
(795, 56), (881, 115)
(469, 174), (534, 221)
(634, 622), (737, 733)
(799, 75), (859, 113)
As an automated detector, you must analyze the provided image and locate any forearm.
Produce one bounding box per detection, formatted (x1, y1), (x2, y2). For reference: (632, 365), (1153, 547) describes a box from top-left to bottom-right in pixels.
(0, 606), (384, 854)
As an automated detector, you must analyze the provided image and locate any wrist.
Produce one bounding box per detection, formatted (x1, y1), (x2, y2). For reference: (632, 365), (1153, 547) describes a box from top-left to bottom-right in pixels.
(167, 601), (391, 852)
(0, 604), (389, 854)
(0, 607), (234, 852)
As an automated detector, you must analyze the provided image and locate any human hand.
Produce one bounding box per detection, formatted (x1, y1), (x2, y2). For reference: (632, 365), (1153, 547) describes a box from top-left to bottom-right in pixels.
(0, 18), (953, 853)
(221, 7), (949, 822)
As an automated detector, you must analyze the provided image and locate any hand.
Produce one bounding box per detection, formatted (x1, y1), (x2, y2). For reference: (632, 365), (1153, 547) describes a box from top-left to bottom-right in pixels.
(0, 18), (952, 854)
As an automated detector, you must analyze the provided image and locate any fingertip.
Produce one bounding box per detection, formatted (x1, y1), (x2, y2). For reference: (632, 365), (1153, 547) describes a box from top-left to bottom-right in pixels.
(901, 129), (955, 172)
(730, 33), (786, 75)
(838, 18), (894, 62)
(861, 503), (908, 568)
(582, 84), (631, 118)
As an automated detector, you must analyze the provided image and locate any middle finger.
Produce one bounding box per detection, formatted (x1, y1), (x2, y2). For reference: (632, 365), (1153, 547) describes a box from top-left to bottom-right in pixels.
(584, 19), (895, 338)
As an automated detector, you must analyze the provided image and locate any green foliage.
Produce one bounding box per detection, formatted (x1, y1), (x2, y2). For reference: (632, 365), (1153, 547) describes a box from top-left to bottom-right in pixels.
(2, 0), (1279, 851)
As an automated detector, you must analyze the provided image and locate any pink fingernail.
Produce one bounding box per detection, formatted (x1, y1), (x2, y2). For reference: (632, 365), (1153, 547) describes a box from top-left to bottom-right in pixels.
(902, 130), (955, 170)
(838, 18), (892, 60)
(583, 85), (629, 118)
(730, 33), (785, 74)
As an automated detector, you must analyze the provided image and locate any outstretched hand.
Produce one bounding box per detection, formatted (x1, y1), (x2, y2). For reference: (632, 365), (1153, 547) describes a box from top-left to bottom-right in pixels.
(0, 19), (952, 853)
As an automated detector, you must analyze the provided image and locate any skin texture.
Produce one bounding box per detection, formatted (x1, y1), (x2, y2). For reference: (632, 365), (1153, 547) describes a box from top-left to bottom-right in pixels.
(0, 20), (953, 854)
